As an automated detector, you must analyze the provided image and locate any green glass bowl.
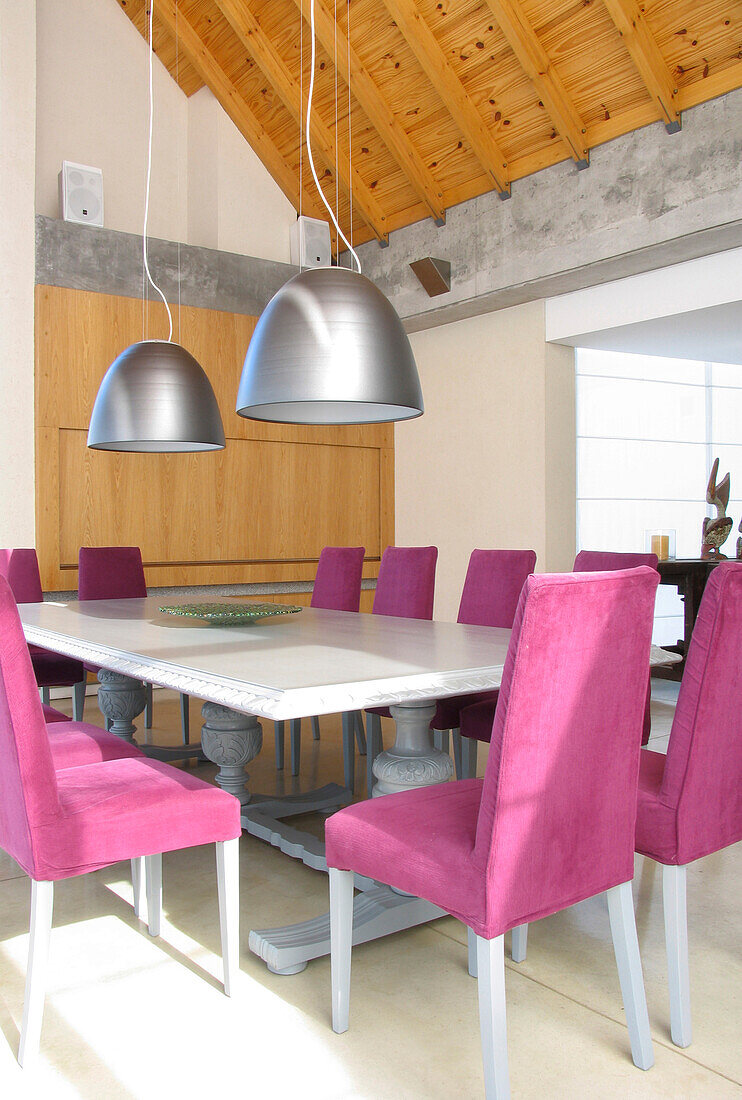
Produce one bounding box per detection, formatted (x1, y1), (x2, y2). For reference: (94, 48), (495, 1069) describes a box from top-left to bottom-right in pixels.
(159, 602), (303, 625)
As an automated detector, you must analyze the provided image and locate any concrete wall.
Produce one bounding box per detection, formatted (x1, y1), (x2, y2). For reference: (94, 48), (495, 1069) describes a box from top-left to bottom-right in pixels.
(397, 302), (575, 620)
(358, 89), (742, 333)
(0, 1), (36, 545)
(35, 0), (296, 262)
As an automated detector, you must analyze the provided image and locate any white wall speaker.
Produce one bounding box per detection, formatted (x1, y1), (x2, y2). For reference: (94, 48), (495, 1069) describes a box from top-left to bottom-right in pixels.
(290, 215), (332, 268)
(58, 161), (104, 227)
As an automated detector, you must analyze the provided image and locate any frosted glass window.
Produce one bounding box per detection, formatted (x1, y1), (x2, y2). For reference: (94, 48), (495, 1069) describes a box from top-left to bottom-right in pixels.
(576, 350), (742, 644)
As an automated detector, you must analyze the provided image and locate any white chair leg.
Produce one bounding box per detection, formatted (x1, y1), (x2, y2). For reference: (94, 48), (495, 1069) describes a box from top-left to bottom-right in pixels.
(663, 863), (692, 1047)
(144, 681), (153, 728)
(476, 934), (510, 1100)
(131, 856), (147, 920)
(18, 880), (54, 1068)
(452, 729), (463, 779)
(290, 719), (301, 776)
(511, 923), (528, 963)
(274, 721), (285, 770)
(366, 712), (382, 798)
(467, 926), (478, 977)
(311, 715), (321, 741)
(145, 853), (162, 938)
(354, 711), (367, 755)
(341, 712), (355, 792)
(606, 881), (654, 1070)
(329, 867), (354, 1033)
(72, 679), (86, 721)
(216, 838), (240, 996)
(462, 736), (478, 779)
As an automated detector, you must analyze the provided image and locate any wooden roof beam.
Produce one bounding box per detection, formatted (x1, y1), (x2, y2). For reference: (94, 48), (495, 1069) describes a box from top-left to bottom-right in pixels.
(381, 0), (510, 198)
(289, 0), (446, 226)
(484, 0), (588, 168)
(156, 0), (322, 219)
(215, 0), (389, 244)
(601, 0), (681, 133)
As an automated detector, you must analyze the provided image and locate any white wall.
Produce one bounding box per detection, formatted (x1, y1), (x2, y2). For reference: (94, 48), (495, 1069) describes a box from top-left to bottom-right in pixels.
(188, 87), (295, 263)
(397, 302), (576, 620)
(35, 0), (295, 260)
(0, 1), (36, 545)
(36, 0), (188, 243)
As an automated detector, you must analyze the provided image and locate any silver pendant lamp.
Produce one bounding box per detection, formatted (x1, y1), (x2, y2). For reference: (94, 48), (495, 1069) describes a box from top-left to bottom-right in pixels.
(235, 0), (423, 426)
(88, 1), (225, 454)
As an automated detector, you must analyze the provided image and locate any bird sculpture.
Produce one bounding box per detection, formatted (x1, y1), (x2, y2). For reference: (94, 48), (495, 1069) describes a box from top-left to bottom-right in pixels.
(701, 457), (733, 559)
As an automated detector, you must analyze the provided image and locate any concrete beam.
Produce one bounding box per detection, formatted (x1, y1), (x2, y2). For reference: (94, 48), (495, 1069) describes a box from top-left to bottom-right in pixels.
(355, 89), (742, 332)
(35, 215), (297, 316)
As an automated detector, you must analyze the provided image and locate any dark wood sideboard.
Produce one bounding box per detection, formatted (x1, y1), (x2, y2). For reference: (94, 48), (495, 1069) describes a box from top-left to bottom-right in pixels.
(654, 558), (723, 680)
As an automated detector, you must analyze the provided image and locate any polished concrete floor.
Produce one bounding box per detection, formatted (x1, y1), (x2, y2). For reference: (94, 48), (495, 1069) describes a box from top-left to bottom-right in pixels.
(0, 683), (739, 1098)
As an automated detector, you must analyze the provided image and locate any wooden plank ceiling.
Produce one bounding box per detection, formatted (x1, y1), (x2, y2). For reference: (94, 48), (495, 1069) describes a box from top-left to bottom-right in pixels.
(118, 0), (742, 247)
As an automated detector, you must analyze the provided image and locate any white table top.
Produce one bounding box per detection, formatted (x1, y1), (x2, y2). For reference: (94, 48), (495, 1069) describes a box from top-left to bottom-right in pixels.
(19, 596), (513, 721)
(19, 596), (681, 722)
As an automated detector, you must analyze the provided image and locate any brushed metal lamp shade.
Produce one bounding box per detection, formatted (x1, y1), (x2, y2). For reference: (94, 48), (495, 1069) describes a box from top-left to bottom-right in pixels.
(236, 267), (424, 424)
(88, 340), (226, 452)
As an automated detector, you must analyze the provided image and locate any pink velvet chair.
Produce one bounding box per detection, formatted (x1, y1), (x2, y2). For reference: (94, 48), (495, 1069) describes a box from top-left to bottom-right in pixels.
(0, 574), (241, 1067)
(276, 547), (366, 786)
(364, 545), (438, 796)
(78, 546), (190, 743)
(457, 548), (660, 775)
(431, 549), (537, 779)
(0, 550), (86, 720)
(328, 568), (659, 1097)
(635, 561), (742, 1048)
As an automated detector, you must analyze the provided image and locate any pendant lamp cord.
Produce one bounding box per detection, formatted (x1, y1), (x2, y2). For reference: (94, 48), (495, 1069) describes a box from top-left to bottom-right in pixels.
(144, 0), (174, 341)
(307, 0), (361, 273)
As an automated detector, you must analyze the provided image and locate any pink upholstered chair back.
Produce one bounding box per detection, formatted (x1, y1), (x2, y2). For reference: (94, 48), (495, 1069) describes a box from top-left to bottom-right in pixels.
(311, 547), (366, 612)
(0, 577), (61, 878)
(574, 550), (659, 572)
(473, 568), (659, 938)
(457, 549), (537, 627)
(0, 549), (44, 604)
(660, 562), (742, 864)
(78, 547), (147, 600)
(372, 546), (438, 619)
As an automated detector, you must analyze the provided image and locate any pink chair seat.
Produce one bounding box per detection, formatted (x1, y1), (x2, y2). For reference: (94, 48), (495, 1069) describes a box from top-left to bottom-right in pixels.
(42, 703), (68, 724)
(0, 573), (241, 1064)
(432, 691), (498, 732)
(635, 749), (676, 865)
(20, 756), (239, 882)
(48, 721), (144, 769)
(328, 568), (660, 1090)
(632, 561), (742, 1048)
(459, 698), (499, 742)
(327, 778), (485, 928)
(28, 645), (84, 687)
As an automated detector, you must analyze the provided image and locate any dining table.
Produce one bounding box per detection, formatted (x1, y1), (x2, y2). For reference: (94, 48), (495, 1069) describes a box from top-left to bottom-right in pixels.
(18, 593), (680, 975)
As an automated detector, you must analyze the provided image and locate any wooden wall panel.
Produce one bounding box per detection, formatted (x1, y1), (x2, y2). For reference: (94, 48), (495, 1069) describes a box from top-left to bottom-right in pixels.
(35, 285), (394, 590)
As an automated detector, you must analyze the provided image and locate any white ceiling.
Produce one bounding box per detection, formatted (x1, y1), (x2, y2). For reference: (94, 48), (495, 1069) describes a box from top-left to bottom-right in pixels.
(551, 299), (742, 365)
(545, 247), (742, 366)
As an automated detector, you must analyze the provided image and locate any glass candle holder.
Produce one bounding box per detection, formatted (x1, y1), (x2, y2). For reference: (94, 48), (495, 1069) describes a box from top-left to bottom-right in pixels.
(645, 529), (676, 561)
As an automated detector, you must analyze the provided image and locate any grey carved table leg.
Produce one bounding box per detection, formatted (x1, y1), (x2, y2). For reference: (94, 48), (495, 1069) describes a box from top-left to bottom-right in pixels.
(96, 670), (147, 742)
(372, 699), (453, 797)
(200, 702), (263, 807)
(96, 670), (204, 762)
(249, 697), (453, 975)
